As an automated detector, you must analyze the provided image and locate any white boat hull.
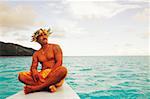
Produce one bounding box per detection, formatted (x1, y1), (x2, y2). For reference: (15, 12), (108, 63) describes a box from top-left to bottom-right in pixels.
(7, 82), (80, 99)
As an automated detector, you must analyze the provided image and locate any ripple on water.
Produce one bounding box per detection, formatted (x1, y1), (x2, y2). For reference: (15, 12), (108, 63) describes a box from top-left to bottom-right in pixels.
(0, 56), (149, 99)
(79, 68), (92, 71)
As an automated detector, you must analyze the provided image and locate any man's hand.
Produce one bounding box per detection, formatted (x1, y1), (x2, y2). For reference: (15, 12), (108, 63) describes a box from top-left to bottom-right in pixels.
(32, 70), (39, 82)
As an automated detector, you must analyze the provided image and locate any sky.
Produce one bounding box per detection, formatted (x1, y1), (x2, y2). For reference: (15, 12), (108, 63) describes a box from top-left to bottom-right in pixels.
(0, 0), (149, 56)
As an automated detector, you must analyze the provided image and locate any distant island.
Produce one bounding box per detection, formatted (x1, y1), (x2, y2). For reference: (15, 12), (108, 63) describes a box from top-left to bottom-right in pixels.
(0, 41), (36, 56)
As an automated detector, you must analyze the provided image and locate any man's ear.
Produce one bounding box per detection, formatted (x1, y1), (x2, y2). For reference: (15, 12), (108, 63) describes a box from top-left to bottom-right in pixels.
(36, 38), (39, 43)
(36, 36), (40, 42)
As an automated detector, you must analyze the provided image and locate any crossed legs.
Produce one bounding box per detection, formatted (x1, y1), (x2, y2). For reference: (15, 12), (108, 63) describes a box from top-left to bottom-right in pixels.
(18, 66), (67, 94)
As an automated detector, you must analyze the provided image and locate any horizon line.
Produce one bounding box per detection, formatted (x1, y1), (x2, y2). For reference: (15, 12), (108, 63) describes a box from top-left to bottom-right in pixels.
(0, 55), (149, 57)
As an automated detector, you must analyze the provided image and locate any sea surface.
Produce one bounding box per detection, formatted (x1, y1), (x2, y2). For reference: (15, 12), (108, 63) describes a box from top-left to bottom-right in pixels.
(0, 56), (149, 99)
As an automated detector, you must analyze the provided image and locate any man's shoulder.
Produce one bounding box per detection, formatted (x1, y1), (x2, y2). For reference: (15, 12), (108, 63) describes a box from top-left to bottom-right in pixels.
(32, 50), (40, 56)
(49, 43), (62, 52)
(49, 43), (60, 47)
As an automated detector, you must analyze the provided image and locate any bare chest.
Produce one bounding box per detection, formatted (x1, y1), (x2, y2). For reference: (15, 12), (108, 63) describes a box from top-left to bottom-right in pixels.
(37, 45), (55, 62)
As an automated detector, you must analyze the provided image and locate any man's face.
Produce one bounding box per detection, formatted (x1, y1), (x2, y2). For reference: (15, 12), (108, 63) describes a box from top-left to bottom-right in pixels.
(37, 31), (48, 45)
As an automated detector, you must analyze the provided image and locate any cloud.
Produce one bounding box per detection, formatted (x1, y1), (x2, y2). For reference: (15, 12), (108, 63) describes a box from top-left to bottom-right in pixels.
(124, 43), (133, 47)
(127, 0), (149, 2)
(66, 0), (149, 2)
(0, 1), (148, 56)
(0, 2), (39, 43)
(67, 1), (140, 19)
(140, 32), (150, 39)
(0, 3), (37, 32)
(50, 26), (66, 38)
(50, 19), (88, 39)
(133, 8), (150, 22)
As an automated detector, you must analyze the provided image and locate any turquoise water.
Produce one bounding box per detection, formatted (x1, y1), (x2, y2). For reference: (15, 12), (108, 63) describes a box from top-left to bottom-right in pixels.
(0, 56), (149, 99)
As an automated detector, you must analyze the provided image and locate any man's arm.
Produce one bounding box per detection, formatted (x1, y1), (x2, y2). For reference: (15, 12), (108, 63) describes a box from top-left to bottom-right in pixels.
(30, 52), (39, 82)
(52, 44), (63, 71)
(27, 45), (64, 91)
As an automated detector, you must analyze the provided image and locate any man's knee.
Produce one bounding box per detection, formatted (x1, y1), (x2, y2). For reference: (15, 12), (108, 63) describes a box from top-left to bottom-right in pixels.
(18, 72), (25, 82)
(51, 66), (67, 77)
(58, 66), (68, 75)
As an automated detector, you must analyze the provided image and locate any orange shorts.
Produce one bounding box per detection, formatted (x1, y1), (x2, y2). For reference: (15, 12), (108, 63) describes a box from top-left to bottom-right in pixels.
(19, 69), (51, 82)
(19, 68), (65, 86)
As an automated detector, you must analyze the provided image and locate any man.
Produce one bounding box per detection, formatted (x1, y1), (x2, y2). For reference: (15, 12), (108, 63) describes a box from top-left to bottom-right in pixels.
(18, 28), (67, 94)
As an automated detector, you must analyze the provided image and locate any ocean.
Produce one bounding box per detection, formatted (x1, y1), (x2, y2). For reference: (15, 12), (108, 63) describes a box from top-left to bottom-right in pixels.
(0, 56), (149, 99)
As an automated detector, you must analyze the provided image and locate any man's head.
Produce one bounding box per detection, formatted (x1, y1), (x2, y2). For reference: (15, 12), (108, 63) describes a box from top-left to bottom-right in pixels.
(32, 28), (52, 45)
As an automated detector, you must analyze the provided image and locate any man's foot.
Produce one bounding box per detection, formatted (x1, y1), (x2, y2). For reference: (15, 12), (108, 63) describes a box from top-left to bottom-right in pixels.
(24, 85), (38, 94)
(49, 85), (57, 93)
(55, 79), (64, 87)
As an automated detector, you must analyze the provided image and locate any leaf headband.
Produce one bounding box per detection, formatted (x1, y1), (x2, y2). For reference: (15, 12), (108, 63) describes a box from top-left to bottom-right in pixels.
(31, 28), (52, 42)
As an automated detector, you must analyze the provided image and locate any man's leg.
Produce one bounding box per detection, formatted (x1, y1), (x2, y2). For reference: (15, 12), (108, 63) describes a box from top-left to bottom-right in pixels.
(24, 66), (67, 94)
(18, 72), (39, 86)
(55, 79), (65, 87)
(44, 66), (67, 88)
(49, 79), (65, 92)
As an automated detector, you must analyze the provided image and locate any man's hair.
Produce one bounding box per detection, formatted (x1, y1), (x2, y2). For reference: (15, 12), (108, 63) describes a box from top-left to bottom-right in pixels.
(31, 28), (52, 42)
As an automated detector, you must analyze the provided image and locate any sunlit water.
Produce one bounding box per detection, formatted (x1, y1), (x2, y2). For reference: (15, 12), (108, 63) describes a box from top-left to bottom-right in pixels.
(0, 56), (149, 99)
